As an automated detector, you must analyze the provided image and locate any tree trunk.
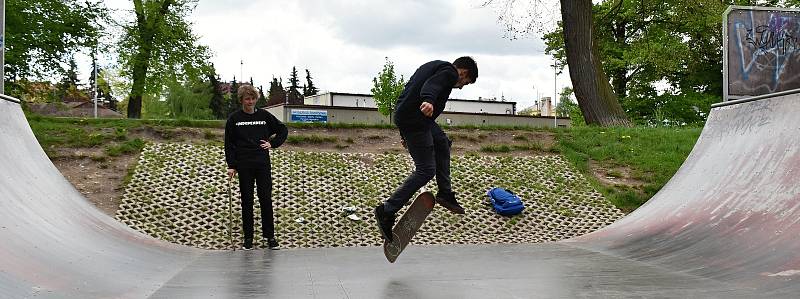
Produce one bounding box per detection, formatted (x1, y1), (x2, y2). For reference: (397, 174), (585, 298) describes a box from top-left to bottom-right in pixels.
(127, 47), (149, 119)
(561, 0), (631, 126)
(127, 0), (173, 119)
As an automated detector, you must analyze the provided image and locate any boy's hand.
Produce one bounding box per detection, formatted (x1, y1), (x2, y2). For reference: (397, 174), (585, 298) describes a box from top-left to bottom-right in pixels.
(420, 102), (434, 117)
(227, 168), (237, 178)
(260, 140), (272, 149)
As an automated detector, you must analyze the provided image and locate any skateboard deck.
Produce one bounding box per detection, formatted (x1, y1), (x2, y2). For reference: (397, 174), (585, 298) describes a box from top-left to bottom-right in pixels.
(383, 191), (436, 263)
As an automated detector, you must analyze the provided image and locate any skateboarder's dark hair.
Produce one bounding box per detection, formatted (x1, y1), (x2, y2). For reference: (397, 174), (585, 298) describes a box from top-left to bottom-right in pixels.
(453, 56), (478, 83)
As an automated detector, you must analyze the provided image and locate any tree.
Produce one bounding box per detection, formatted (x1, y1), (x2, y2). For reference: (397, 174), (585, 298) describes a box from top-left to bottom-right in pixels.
(165, 76), (213, 119)
(119, 0), (212, 118)
(207, 69), (225, 119)
(559, 0), (630, 126)
(517, 106), (540, 116)
(257, 85), (268, 108)
(89, 50), (115, 109)
(97, 70), (117, 111)
(555, 87), (584, 126)
(267, 77), (287, 106)
(226, 77), (240, 116)
(371, 57), (405, 119)
(484, 0), (630, 126)
(544, 0), (731, 125)
(5, 0), (105, 95)
(304, 69), (319, 96)
(287, 67), (303, 104)
(56, 57), (84, 102)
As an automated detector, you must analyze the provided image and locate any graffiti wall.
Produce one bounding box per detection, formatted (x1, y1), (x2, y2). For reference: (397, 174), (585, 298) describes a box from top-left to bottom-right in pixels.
(726, 7), (800, 99)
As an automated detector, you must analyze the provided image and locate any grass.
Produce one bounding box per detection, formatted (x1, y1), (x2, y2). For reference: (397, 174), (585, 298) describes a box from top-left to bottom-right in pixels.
(555, 126), (701, 212)
(106, 138), (147, 157)
(286, 134), (338, 144)
(480, 142), (551, 153)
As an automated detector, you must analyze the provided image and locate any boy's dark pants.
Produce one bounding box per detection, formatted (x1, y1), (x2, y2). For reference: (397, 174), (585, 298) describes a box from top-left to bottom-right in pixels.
(237, 167), (275, 241)
(384, 123), (452, 214)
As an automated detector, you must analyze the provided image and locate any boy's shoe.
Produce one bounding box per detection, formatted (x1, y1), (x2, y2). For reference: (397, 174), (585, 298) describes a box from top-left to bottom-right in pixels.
(267, 238), (279, 250)
(435, 191), (465, 214)
(242, 238), (254, 251)
(374, 204), (396, 242)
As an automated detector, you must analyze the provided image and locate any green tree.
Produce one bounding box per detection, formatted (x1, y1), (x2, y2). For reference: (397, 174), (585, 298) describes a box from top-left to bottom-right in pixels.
(257, 85), (268, 108)
(226, 78), (240, 116)
(555, 87), (584, 126)
(484, 0), (630, 126)
(542, 0), (745, 126)
(97, 70), (117, 111)
(371, 57), (405, 119)
(206, 69), (225, 119)
(517, 106), (540, 116)
(5, 0), (105, 95)
(267, 77), (286, 106)
(287, 67), (303, 104)
(165, 77), (213, 119)
(56, 57), (85, 102)
(304, 69), (319, 96)
(119, 0), (212, 118)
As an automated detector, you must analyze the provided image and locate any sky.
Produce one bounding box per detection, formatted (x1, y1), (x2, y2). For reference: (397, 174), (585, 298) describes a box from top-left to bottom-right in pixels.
(100, 0), (569, 110)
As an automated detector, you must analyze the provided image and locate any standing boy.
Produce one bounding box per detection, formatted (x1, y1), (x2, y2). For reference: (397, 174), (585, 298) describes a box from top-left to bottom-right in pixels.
(374, 57), (479, 241)
(225, 84), (288, 250)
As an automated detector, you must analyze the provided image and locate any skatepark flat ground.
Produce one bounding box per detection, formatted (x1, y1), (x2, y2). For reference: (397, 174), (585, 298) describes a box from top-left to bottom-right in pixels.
(150, 244), (765, 298)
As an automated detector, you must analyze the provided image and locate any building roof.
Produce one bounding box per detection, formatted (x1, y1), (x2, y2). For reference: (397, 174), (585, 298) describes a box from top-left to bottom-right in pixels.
(323, 91), (517, 105)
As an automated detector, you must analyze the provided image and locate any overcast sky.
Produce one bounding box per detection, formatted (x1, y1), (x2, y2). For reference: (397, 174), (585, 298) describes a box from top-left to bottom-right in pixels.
(102, 0), (568, 110)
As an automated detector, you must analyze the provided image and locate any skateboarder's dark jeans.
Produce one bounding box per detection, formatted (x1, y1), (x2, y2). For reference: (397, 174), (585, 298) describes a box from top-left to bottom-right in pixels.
(237, 167), (275, 240)
(385, 124), (452, 214)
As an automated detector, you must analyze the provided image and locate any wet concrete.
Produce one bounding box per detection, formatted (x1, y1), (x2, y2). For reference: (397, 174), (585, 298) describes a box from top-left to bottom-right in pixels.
(151, 244), (764, 298)
(3, 91), (800, 298)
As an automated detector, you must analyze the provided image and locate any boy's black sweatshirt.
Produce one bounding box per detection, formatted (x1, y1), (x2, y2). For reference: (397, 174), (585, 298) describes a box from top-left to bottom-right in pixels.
(393, 60), (458, 132)
(224, 109), (288, 170)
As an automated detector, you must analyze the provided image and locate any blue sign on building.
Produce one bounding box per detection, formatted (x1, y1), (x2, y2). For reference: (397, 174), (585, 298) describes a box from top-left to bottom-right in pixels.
(291, 109), (328, 123)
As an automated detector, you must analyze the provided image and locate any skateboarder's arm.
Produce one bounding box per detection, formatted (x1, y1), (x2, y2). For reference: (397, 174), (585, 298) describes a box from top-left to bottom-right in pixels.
(419, 68), (458, 109)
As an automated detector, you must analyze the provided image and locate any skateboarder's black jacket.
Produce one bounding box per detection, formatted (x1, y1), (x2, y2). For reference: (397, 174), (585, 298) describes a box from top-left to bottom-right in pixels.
(393, 60), (458, 132)
(224, 109), (288, 170)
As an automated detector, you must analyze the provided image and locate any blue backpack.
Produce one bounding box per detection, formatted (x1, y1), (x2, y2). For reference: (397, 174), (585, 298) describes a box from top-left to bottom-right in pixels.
(487, 187), (525, 216)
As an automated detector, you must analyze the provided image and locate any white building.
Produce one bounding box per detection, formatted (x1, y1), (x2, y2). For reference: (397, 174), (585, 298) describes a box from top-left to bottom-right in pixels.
(304, 92), (517, 115)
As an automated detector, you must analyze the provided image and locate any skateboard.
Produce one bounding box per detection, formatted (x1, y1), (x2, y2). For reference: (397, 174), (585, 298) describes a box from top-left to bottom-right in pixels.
(383, 191), (436, 263)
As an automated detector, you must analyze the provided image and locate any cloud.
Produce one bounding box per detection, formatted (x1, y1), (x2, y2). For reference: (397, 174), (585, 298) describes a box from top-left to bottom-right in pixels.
(100, 0), (570, 111)
(296, 0), (543, 55)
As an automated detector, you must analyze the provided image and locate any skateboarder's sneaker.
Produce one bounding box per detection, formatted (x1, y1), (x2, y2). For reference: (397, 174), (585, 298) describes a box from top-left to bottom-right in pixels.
(374, 204), (396, 241)
(242, 238), (254, 251)
(435, 191), (465, 214)
(267, 238), (279, 250)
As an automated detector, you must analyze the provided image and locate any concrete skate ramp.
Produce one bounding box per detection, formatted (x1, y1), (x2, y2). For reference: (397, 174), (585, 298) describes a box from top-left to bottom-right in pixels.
(0, 91), (798, 298)
(568, 89), (800, 294)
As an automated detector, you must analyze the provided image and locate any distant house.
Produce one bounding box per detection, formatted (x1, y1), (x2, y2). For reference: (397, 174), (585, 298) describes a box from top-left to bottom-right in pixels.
(304, 92), (517, 115)
(264, 91), (568, 128)
(27, 101), (124, 118)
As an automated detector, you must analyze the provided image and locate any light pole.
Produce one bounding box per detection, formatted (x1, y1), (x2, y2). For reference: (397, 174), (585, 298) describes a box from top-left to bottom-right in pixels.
(553, 60), (558, 128)
(93, 48), (98, 118)
(532, 83), (537, 112)
(1, 0), (5, 94)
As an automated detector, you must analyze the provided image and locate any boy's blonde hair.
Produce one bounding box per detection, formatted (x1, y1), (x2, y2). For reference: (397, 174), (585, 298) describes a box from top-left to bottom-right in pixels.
(238, 85), (259, 101)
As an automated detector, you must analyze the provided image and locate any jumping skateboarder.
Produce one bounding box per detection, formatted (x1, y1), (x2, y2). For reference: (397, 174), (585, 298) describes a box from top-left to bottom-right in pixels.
(225, 84), (288, 250)
(374, 57), (479, 241)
